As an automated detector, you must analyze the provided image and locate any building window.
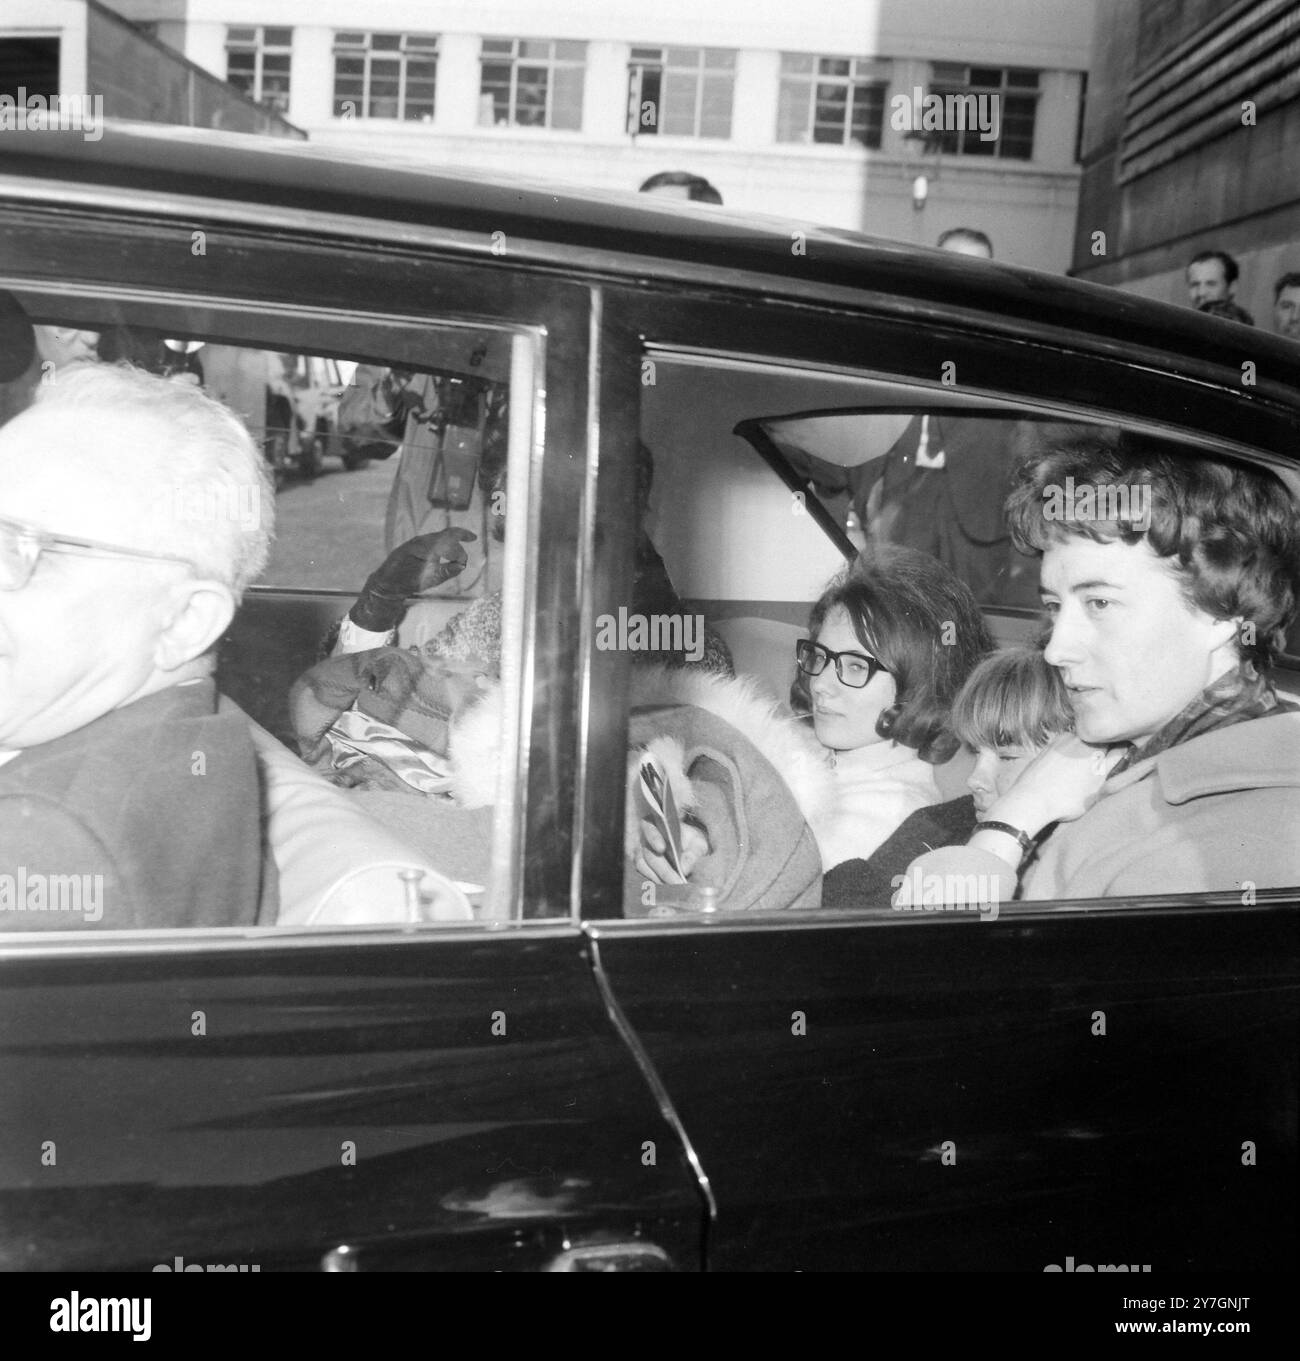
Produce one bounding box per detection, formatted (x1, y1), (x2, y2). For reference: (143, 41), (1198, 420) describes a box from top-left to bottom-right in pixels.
(929, 63), (1038, 159)
(332, 33), (438, 120)
(225, 26), (293, 115)
(478, 38), (585, 129)
(628, 46), (735, 139)
(777, 54), (889, 148)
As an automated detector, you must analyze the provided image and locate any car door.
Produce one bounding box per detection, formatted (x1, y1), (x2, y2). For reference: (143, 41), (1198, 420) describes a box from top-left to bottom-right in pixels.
(578, 282), (1299, 1271)
(0, 183), (704, 1270)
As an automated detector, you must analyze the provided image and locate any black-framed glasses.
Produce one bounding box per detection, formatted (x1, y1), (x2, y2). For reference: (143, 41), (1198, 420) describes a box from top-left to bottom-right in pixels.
(0, 514), (196, 592)
(796, 638), (887, 690)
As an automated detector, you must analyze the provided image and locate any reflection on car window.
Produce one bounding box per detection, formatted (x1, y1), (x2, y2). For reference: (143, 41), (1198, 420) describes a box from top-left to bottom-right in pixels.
(0, 292), (541, 935)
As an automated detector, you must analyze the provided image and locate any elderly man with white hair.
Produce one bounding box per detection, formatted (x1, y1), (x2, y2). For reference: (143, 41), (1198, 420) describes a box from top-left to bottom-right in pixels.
(0, 363), (275, 929)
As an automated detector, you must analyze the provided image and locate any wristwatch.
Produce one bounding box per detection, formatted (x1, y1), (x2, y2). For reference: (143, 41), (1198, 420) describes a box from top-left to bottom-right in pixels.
(976, 820), (1035, 859)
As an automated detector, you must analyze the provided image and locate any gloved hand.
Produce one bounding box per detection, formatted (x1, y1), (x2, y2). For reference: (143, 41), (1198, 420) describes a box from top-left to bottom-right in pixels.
(349, 527), (478, 633)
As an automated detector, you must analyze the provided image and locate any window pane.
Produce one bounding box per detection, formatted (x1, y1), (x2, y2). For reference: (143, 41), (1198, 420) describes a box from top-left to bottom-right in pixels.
(819, 58), (851, 78)
(776, 79), (811, 142)
(554, 40), (586, 61)
(479, 66), (511, 125)
(1008, 68), (1039, 87)
(519, 40), (552, 59)
(335, 33), (365, 46)
(636, 68), (662, 134)
(699, 76), (733, 138)
(227, 27), (256, 44)
(372, 33), (401, 51)
(551, 65), (584, 129)
(662, 70), (700, 135)
(514, 65), (549, 125)
(704, 48), (735, 68)
(667, 47), (701, 68)
(782, 52), (814, 74)
(969, 66), (1002, 87)
(482, 39), (514, 55)
(264, 28), (293, 47)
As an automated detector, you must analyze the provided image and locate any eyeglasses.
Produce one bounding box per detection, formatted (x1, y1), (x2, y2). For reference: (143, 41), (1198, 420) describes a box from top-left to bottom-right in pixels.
(796, 639), (888, 690)
(0, 514), (195, 591)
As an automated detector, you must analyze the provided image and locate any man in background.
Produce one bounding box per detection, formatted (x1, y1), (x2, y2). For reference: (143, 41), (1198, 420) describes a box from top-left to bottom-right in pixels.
(639, 171), (723, 204)
(1186, 249), (1254, 322)
(1272, 272), (1300, 340)
(936, 226), (993, 258)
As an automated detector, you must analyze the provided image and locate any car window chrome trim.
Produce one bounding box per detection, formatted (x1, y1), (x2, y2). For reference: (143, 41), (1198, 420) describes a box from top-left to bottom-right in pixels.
(0, 918), (584, 960)
(637, 340), (1300, 496)
(9, 172), (1297, 409)
(484, 330), (545, 924)
(570, 285), (603, 925)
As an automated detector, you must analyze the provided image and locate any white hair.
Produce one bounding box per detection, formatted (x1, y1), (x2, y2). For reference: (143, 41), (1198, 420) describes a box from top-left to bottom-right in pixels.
(34, 361), (275, 595)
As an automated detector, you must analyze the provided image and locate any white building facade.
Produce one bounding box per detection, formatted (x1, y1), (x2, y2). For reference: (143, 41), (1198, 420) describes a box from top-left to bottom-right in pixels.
(15, 1), (1096, 271)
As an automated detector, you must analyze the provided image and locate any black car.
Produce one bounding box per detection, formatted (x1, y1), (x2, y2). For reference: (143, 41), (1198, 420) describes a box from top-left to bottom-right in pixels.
(0, 125), (1295, 1275)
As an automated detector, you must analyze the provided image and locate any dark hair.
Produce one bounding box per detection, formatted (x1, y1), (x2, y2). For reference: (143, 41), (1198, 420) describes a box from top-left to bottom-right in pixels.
(638, 171), (723, 204)
(951, 646), (1073, 752)
(791, 544), (995, 763)
(1187, 249), (1239, 286)
(1198, 299), (1255, 325)
(1274, 272), (1300, 302)
(1005, 435), (1300, 668)
(937, 227), (993, 257)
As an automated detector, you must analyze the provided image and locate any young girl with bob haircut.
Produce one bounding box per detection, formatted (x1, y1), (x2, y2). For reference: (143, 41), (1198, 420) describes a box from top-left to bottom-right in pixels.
(821, 644), (1073, 906)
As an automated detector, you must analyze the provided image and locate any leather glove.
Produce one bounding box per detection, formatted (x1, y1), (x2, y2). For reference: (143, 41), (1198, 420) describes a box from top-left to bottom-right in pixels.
(349, 527), (478, 633)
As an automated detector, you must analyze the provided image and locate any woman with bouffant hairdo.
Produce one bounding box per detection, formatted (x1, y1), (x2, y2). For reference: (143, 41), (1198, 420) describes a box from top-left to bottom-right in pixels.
(789, 544), (994, 867)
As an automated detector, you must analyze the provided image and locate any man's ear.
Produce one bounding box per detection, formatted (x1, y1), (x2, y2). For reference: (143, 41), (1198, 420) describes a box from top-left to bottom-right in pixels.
(154, 578), (237, 672)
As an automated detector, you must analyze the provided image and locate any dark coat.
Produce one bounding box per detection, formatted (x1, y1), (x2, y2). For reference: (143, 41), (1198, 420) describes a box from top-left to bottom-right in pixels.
(0, 679), (271, 930)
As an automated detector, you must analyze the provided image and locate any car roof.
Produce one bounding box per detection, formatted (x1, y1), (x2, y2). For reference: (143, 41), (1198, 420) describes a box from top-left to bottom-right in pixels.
(3, 123), (1299, 402)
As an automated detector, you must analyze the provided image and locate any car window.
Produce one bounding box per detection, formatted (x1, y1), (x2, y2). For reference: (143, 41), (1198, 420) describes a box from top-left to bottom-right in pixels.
(0, 289), (548, 933)
(610, 344), (1300, 919)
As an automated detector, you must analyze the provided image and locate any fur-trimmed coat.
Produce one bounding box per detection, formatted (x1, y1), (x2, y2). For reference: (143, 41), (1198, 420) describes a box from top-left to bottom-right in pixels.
(451, 665), (844, 910)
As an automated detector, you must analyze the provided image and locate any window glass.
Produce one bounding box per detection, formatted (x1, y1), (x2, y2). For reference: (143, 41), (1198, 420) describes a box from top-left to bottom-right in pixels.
(331, 32), (439, 121)
(608, 347), (1299, 921)
(930, 62), (1040, 160)
(0, 291), (545, 934)
(778, 52), (890, 148)
(225, 25), (293, 114)
(629, 45), (736, 139)
(477, 38), (586, 129)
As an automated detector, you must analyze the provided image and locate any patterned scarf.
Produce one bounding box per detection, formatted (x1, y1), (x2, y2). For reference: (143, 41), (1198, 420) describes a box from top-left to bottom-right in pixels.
(1110, 660), (1296, 776)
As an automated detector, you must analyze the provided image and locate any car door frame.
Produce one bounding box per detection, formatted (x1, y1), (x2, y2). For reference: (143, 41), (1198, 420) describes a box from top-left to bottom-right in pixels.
(574, 274), (1300, 1270)
(0, 188), (710, 1269)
